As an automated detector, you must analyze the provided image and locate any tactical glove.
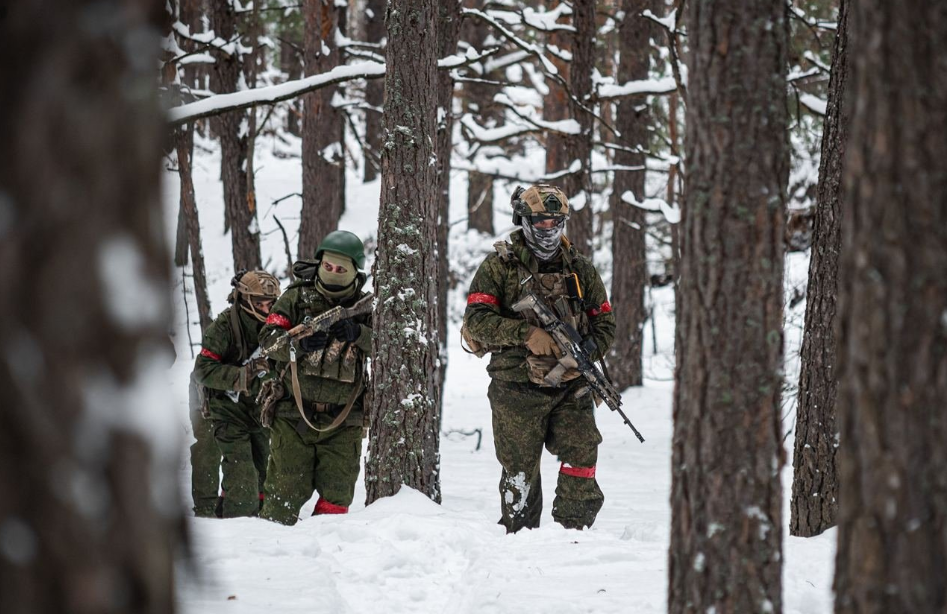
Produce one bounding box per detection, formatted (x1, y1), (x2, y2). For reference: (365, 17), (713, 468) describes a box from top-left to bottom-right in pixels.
(300, 331), (329, 352)
(330, 318), (361, 343)
(236, 358), (269, 394)
(525, 326), (561, 357)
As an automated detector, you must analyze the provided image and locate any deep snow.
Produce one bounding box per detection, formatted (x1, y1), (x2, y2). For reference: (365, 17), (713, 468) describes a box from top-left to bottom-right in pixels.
(165, 130), (835, 614)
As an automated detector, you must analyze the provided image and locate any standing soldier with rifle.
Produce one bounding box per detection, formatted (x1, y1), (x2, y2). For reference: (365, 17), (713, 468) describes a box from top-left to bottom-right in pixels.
(258, 231), (373, 525)
(462, 185), (619, 533)
(193, 270), (281, 518)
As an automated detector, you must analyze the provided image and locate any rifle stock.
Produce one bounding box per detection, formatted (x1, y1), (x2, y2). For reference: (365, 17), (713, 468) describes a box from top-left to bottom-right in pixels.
(513, 292), (645, 443)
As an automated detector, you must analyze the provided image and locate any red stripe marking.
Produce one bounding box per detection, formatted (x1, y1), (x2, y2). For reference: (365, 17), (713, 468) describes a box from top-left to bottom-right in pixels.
(313, 497), (348, 515)
(586, 301), (612, 317)
(200, 348), (222, 361)
(265, 313), (292, 330)
(467, 292), (499, 306)
(560, 463), (596, 478)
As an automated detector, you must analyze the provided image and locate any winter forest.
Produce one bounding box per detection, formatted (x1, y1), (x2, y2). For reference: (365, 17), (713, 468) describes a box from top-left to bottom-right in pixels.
(1, 0), (945, 613)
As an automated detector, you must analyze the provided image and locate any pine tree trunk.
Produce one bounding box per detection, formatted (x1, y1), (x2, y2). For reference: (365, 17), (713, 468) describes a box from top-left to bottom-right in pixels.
(299, 0), (346, 259)
(463, 0), (496, 235)
(607, 0), (651, 390)
(176, 125), (213, 332)
(561, 0), (595, 257)
(211, 0), (261, 272)
(363, 0), (385, 182)
(543, 14), (571, 181)
(0, 2), (180, 612)
(789, 0), (850, 539)
(668, 2), (789, 612)
(833, 2), (947, 611)
(365, 0), (442, 505)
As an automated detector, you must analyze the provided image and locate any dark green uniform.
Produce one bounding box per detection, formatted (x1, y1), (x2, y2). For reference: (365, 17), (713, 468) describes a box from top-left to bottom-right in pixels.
(257, 273), (372, 525)
(193, 307), (270, 518)
(464, 230), (616, 532)
(188, 372), (221, 518)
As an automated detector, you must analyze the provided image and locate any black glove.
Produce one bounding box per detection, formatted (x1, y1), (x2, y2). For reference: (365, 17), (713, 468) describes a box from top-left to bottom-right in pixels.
(299, 331), (329, 352)
(330, 318), (361, 343)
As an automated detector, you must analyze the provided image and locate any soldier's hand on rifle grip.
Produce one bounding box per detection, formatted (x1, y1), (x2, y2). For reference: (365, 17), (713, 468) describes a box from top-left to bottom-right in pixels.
(525, 326), (561, 357)
(330, 319), (360, 343)
(300, 331), (329, 352)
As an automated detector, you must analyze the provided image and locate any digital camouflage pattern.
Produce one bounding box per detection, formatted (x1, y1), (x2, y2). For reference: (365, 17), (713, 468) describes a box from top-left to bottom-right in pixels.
(188, 373), (220, 518)
(257, 272), (372, 525)
(464, 229), (616, 531)
(193, 306), (271, 518)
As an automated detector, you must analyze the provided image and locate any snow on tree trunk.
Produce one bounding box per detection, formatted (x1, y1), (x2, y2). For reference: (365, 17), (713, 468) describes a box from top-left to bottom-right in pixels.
(363, 0), (385, 182)
(365, 0), (442, 505)
(211, 0), (261, 272)
(789, 0), (850, 539)
(833, 1), (947, 611)
(668, 1), (789, 612)
(0, 1), (181, 611)
(607, 0), (652, 390)
(299, 0), (346, 259)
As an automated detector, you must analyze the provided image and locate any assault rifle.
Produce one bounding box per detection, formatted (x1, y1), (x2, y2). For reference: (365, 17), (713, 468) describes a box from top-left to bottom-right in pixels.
(260, 293), (374, 358)
(512, 292), (645, 443)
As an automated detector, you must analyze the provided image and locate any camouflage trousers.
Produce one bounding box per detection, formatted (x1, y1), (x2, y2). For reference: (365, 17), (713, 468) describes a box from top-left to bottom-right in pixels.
(212, 416), (269, 518)
(189, 393), (221, 518)
(488, 378), (604, 533)
(260, 412), (363, 526)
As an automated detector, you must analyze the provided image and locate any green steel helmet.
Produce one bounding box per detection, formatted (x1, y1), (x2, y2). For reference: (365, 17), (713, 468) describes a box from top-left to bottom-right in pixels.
(315, 230), (366, 271)
(511, 184), (571, 225)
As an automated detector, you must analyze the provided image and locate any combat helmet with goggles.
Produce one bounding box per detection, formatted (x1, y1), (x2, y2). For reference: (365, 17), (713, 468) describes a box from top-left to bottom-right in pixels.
(230, 270), (281, 322)
(511, 184), (570, 261)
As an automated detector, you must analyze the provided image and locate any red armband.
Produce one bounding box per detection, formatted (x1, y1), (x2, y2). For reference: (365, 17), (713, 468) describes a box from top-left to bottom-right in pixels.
(265, 313), (292, 330)
(586, 301), (612, 317)
(560, 463), (596, 478)
(199, 348), (222, 361)
(467, 292), (499, 306)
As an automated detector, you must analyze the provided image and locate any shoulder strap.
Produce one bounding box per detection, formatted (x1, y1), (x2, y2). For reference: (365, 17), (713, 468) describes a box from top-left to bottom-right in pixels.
(289, 345), (363, 434)
(229, 307), (248, 362)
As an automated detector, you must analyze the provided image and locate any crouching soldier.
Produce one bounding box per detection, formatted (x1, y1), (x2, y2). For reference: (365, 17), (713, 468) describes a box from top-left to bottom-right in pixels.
(462, 185), (616, 533)
(193, 270), (281, 518)
(258, 230), (372, 525)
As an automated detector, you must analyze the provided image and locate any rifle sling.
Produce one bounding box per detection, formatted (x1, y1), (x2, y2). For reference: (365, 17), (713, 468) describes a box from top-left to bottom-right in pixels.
(290, 349), (362, 434)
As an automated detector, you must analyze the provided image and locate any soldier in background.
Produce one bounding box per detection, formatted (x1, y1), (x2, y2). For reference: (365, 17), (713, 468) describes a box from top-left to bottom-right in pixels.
(462, 185), (616, 533)
(258, 231), (372, 525)
(193, 270), (281, 518)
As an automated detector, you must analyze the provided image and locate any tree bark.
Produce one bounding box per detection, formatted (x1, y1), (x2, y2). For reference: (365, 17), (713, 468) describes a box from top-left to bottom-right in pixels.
(463, 0), (496, 235)
(435, 0), (462, 416)
(833, 1), (947, 612)
(176, 125), (213, 332)
(789, 0), (850, 539)
(365, 0), (442, 505)
(210, 0), (261, 272)
(561, 0), (595, 257)
(0, 1), (180, 612)
(543, 9), (571, 185)
(298, 0), (346, 259)
(363, 0), (385, 182)
(607, 0), (651, 390)
(668, 2), (789, 613)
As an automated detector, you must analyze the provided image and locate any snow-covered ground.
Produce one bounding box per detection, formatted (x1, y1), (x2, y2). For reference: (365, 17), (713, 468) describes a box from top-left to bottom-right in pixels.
(165, 131), (835, 613)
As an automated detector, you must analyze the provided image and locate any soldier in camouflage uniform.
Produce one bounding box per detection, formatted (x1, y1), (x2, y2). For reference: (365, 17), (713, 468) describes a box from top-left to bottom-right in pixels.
(257, 231), (372, 525)
(188, 372), (221, 518)
(463, 185), (616, 533)
(193, 270), (281, 518)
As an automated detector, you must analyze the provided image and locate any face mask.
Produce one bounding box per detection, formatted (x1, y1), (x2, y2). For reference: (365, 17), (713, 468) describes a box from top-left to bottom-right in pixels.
(316, 253), (358, 299)
(521, 218), (565, 261)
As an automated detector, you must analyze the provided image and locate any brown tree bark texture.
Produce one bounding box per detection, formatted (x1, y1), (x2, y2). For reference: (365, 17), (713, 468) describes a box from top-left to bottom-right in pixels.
(789, 0), (850, 539)
(668, 2), (789, 613)
(211, 0), (261, 272)
(299, 0), (346, 259)
(435, 0), (462, 414)
(833, 2), (947, 612)
(365, 0), (442, 505)
(607, 0), (651, 390)
(363, 0), (386, 182)
(0, 1), (180, 613)
(176, 126), (214, 332)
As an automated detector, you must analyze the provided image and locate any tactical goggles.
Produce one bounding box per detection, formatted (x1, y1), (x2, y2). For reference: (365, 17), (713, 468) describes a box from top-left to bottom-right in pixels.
(528, 214), (567, 229)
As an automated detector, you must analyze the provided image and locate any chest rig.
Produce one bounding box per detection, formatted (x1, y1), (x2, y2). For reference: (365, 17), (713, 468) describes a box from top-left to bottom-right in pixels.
(297, 286), (363, 384)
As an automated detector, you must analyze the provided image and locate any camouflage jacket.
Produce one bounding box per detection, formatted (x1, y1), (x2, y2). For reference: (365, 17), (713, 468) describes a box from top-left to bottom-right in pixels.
(193, 306), (266, 425)
(464, 230), (616, 383)
(258, 279), (372, 419)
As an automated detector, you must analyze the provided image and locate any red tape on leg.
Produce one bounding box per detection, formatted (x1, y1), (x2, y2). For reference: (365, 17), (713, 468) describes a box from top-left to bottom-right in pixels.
(559, 462), (596, 478)
(313, 497), (349, 515)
